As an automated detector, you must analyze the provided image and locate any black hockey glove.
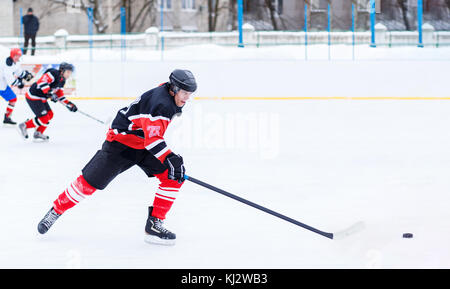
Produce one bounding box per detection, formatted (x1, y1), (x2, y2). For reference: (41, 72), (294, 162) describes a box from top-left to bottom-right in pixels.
(66, 102), (78, 112)
(18, 70), (33, 81)
(164, 153), (185, 184)
(24, 71), (33, 82)
(48, 93), (58, 103)
(16, 71), (33, 86)
(17, 79), (24, 89)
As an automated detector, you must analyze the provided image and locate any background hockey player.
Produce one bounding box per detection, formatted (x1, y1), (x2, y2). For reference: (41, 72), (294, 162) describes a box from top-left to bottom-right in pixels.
(17, 62), (77, 141)
(37, 69), (197, 246)
(0, 48), (33, 125)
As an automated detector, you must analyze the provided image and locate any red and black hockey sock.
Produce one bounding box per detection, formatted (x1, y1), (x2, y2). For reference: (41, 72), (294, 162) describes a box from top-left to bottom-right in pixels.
(152, 170), (183, 220)
(5, 98), (16, 117)
(53, 170), (181, 218)
(25, 118), (37, 129)
(53, 175), (97, 215)
(25, 110), (54, 132)
(37, 124), (48, 134)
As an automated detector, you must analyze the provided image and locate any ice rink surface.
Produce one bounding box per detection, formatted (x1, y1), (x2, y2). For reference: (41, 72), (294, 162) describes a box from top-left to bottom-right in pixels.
(2, 96), (450, 268)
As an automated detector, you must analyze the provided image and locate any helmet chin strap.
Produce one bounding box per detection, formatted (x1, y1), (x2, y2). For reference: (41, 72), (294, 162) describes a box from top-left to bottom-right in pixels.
(170, 84), (180, 95)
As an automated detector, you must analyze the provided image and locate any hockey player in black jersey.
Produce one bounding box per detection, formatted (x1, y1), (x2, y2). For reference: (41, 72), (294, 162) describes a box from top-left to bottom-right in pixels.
(37, 69), (197, 246)
(17, 62), (78, 141)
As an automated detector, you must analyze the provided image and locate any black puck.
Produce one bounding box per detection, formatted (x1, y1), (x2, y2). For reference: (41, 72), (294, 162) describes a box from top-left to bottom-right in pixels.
(402, 233), (413, 238)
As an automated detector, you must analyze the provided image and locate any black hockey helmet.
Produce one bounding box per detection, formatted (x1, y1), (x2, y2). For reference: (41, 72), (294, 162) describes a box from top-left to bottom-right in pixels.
(169, 69), (197, 93)
(59, 62), (74, 72)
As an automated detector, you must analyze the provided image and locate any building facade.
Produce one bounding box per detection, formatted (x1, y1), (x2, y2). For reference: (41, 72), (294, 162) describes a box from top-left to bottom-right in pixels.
(0, 0), (14, 36)
(2, 0), (448, 37)
(9, 0), (233, 36)
(243, 0), (450, 31)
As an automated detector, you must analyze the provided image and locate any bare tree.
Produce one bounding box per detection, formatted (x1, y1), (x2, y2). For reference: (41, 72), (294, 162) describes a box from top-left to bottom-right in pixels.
(351, 0), (358, 26)
(242, 0), (288, 31)
(208, 0), (219, 31)
(113, 0), (158, 32)
(228, 0), (237, 31)
(208, 0), (232, 31)
(45, 0), (157, 33)
(264, 0), (279, 30)
(38, 1), (66, 20)
(129, 0), (157, 32)
(397, 0), (411, 30)
(47, 0), (109, 33)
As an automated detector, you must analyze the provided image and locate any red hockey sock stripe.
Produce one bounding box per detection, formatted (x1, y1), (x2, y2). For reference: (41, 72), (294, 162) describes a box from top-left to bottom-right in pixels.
(150, 170), (183, 220)
(156, 186), (179, 200)
(152, 197), (175, 220)
(53, 190), (77, 215)
(37, 126), (47, 134)
(64, 188), (79, 204)
(25, 118), (36, 129)
(6, 99), (16, 117)
(158, 186), (179, 192)
(73, 175), (96, 195)
(53, 175), (97, 214)
(155, 192), (176, 201)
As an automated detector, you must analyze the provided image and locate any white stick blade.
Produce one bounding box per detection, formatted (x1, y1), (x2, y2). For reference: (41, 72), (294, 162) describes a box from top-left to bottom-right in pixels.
(332, 221), (365, 240)
(144, 234), (176, 246)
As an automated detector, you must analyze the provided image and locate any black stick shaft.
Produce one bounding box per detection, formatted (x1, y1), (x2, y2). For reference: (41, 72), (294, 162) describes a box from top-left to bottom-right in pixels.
(59, 100), (105, 124)
(77, 110), (105, 124)
(184, 175), (333, 239)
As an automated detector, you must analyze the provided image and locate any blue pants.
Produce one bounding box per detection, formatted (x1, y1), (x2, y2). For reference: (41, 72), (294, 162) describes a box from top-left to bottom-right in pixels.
(0, 86), (17, 101)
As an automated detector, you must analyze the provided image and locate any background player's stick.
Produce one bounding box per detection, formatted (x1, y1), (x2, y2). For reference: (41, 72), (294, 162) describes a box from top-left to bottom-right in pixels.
(58, 100), (107, 124)
(76, 109), (106, 125)
(184, 175), (365, 240)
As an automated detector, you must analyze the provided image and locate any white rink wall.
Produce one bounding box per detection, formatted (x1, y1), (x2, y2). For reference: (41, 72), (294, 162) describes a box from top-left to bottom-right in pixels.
(73, 59), (450, 99)
(1, 44), (449, 99)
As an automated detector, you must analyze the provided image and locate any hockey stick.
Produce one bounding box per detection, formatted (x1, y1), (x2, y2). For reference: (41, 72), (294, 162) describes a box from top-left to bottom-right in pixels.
(58, 100), (106, 124)
(184, 175), (365, 240)
(76, 109), (106, 125)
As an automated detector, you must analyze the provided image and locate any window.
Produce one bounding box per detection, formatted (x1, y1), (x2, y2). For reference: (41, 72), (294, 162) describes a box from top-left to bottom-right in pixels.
(357, 0), (368, 11)
(310, 0), (329, 11)
(357, 0), (381, 13)
(182, 0), (196, 10)
(311, 0), (329, 11)
(376, 0), (382, 14)
(158, 0), (172, 10)
(66, 0), (82, 13)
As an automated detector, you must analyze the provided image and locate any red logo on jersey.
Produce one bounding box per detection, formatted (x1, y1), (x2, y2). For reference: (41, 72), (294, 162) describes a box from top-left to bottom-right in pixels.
(39, 73), (53, 84)
(147, 126), (161, 137)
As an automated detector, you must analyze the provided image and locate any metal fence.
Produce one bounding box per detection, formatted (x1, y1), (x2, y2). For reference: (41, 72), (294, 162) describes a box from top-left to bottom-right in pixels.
(3, 0), (447, 61)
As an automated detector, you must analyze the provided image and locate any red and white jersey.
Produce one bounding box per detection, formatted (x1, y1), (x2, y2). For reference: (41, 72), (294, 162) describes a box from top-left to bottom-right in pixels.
(106, 83), (182, 163)
(26, 68), (68, 104)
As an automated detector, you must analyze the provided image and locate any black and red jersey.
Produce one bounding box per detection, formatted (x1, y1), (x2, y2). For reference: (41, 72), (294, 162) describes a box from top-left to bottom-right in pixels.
(26, 68), (68, 104)
(106, 82), (182, 163)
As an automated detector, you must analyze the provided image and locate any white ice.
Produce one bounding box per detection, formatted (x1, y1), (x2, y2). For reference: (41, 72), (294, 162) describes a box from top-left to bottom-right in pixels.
(0, 44), (450, 268)
(2, 97), (450, 268)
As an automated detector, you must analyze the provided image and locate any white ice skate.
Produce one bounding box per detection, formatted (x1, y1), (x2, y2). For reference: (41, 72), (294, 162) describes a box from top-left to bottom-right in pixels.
(16, 122), (29, 139)
(33, 131), (49, 142)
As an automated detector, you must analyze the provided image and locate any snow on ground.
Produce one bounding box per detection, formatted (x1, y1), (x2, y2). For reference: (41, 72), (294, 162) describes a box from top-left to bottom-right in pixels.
(1, 43), (450, 63)
(1, 97), (450, 268)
